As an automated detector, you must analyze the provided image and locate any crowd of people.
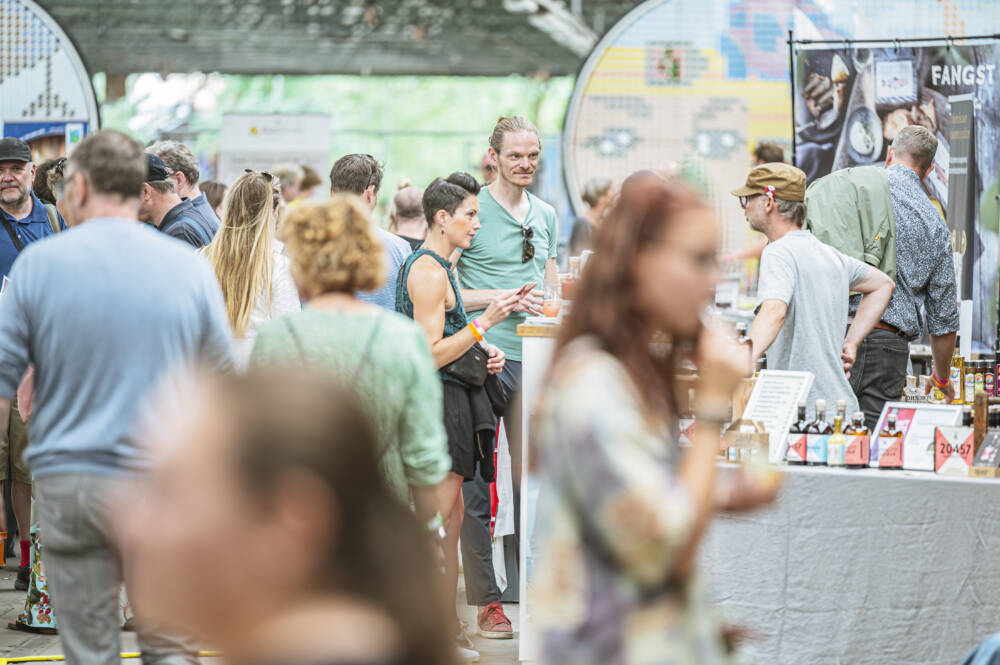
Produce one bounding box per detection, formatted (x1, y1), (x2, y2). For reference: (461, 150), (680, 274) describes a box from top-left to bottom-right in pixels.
(0, 111), (988, 665)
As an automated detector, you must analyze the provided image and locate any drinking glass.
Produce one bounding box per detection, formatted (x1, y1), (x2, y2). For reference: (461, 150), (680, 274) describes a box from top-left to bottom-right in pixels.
(542, 282), (562, 318)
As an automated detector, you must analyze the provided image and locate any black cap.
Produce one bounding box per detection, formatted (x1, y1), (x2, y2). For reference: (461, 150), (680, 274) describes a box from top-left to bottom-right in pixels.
(145, 153), (171, 182)
(0, 137), (32, 163)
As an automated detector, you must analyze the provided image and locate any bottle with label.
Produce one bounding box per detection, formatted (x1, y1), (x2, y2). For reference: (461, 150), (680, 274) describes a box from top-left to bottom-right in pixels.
(918, 375), (932, 403)
(827, 415), (847, 466)
(951, 343), (964, 404)
(845, 412), (869, 467)
(785, 401), (809, 464)
(975, 360), (986, 397)
(806, 399), (833, 465)
(986, 358), (996, 397)
(962, 404), (973, 427)
(903, 375), (920, 402)
(678, 388), (696, 447)
(965, 360), (976, 404)
(877, 412), (904, 469)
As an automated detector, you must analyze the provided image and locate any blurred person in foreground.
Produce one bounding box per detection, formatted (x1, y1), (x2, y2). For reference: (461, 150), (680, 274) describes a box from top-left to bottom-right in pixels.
(119, 369), (453, 665)
(200, 180), (227, 219)
(392, 181), (428, 251)
(249, 197), (449, 515)
(568, 176), (614, 256)
(202, 170), (300, 371)
(138, 154), (213, 248)
(0, 137), (64, 588)
(534, 173), (777, 665)
(397, 172), (520, 658)
(0, 129), (233, 664)
(271, 163), (305, 205)
(330, 154), (413, 311)
(146, 140), (219, 237)
(736, 163), (894, 417)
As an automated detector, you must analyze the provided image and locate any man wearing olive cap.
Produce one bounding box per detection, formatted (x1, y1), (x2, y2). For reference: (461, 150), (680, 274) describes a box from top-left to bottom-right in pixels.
(733, 163), (895, 419)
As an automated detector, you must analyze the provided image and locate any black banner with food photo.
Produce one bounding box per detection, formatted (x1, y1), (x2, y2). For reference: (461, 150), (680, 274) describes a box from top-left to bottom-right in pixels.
(793, 40), (1000, 353)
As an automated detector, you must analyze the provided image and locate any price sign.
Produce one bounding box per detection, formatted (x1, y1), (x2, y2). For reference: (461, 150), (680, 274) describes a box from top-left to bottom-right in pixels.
(871, 402), (963, 470)
(935, 427), (975, 476)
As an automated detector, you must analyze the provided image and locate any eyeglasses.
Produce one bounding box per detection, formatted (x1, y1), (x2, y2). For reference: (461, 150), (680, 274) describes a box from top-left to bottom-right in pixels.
(739, 194), (759, 209)
(521, 224), (535, 263)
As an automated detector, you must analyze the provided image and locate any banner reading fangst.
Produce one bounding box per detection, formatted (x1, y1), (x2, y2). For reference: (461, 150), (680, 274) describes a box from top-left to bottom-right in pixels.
(792, 40), (1000, 353)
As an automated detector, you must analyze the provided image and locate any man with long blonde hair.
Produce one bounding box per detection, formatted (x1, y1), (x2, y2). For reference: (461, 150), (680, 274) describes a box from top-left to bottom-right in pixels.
(203, 170), (300, 369)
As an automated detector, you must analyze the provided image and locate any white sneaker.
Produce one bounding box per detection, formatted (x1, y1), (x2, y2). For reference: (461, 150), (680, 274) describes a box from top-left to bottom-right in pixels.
(457, 644), (481, 663)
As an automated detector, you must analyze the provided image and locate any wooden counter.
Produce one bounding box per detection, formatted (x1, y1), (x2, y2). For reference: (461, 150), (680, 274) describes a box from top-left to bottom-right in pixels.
(516, 322), (561, 339)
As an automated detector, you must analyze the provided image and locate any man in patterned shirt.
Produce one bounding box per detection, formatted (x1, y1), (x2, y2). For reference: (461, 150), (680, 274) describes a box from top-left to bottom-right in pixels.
(847, 125), (959, 429)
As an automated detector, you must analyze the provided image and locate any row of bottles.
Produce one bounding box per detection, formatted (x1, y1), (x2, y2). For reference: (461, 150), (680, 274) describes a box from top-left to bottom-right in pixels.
(941, 339), (997, 404)
(786, 399), (904, 468)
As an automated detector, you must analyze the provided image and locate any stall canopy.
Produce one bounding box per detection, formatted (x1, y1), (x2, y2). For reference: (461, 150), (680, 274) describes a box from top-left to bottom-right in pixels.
(34, 0), (636, 76)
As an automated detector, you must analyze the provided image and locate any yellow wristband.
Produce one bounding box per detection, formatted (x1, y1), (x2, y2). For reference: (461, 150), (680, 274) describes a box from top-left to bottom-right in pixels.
(468, 321), (484, 342)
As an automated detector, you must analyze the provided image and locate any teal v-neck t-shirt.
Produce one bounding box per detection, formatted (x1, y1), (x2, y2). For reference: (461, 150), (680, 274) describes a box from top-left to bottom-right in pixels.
(457, 187), (558, 361)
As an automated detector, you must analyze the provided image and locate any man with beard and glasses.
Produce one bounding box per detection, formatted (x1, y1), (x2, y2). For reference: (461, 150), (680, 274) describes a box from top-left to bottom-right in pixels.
(0, 137), (65, 589)
(455, 116), (559, 641)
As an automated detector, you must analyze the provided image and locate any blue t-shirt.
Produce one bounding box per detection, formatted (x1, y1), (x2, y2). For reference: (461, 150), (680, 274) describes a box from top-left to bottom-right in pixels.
(357, 227), (412, 311)
(0, 192), (66, 277)
(0, 218), (234, 477)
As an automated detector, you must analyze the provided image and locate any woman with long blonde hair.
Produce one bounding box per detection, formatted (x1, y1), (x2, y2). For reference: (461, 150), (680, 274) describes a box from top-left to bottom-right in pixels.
(203, 170), (300, 369)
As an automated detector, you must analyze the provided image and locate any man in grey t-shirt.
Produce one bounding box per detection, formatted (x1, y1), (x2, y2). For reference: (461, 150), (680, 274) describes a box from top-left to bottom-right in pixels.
(733, 163), (895, 417)
(0, 131), (233, 665)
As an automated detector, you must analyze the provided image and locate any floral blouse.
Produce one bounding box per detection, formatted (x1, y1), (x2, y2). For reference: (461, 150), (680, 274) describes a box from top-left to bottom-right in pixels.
(533, 336), (733, 665)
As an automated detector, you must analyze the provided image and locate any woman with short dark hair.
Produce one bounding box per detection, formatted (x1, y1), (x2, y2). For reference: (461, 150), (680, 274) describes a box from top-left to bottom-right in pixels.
(396, 172), (520, 653)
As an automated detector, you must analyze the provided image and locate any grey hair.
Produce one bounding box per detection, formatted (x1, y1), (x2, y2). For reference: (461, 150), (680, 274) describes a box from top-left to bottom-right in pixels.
(147, 179), (177, 195)
(270, 163), (305, 188)
(892, 125), (938, 173)
(775, 198), (806, 227)
(147, 140), (200, 185)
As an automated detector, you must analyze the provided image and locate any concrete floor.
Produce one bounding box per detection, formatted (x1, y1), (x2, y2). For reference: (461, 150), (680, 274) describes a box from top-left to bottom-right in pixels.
(0, 560), (518, 664)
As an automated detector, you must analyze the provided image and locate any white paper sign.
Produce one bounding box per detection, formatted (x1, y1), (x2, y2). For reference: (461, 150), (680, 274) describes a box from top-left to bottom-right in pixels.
(741, 370), (814, 463)
(871, 401), (963, 471)
(217, 113), (331, 188)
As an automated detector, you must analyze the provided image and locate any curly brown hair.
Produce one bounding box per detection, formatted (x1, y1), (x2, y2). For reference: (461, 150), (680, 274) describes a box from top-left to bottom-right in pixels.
(279, 196), (385, 296)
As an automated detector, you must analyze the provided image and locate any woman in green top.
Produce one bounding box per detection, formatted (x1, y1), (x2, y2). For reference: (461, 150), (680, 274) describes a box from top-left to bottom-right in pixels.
(397, 172), (520, 646)
(249, 196), (450, 520)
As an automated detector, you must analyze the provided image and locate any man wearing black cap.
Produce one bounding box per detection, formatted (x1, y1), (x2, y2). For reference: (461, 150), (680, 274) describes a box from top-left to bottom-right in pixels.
(0, 136), (65, 589)
(733, 163), (895, 419)
(138, 153), (213, 248)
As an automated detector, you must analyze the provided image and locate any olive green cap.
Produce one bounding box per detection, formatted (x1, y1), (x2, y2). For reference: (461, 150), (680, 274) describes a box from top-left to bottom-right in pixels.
(731, 162), (806, 202)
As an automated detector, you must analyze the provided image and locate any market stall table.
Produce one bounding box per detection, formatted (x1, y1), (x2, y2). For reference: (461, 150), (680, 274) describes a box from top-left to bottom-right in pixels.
(701, 464), (1000, 665)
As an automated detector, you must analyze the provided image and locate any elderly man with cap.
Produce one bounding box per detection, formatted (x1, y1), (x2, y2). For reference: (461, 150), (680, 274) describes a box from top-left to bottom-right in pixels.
(734, 162), (895, 417)
(138, 153), (213, 248)
(0, 137), (65, 589)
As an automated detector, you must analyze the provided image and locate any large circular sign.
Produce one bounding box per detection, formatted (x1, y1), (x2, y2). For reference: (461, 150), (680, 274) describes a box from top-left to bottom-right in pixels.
(0, 0), (100, 157)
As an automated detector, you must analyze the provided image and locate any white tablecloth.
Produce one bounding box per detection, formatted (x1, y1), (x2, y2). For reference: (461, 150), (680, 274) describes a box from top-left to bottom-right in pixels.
(701, 465), (1000, 665)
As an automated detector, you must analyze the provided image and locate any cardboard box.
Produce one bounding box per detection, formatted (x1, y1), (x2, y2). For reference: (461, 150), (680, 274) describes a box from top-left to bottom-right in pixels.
(934, 427), (975, 477)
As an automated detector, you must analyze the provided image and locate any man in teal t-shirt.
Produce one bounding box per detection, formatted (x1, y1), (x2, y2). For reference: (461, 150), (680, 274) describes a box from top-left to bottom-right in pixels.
(455, 116), (558, 637)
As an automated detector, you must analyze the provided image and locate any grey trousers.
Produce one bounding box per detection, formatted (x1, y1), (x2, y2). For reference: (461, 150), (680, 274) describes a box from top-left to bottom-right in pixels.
(461, 359), (521, 607)
(35, 474), (198, 665)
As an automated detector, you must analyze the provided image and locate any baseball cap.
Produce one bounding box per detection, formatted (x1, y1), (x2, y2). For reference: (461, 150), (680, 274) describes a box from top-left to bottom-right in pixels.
(0, 137), (32, 163)
(731, 163), (806, 202)
(145, 153), (171, 182)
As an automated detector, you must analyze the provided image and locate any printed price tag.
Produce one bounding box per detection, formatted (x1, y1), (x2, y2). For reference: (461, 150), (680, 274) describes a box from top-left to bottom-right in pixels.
(934, 427), (975, 476)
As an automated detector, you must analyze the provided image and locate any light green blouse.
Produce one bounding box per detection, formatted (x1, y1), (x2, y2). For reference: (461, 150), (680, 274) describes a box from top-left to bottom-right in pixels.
(249, 308), (450, 503)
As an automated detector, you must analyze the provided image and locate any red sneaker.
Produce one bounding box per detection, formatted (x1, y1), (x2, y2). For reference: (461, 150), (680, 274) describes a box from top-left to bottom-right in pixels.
(477, 601), (513, 639)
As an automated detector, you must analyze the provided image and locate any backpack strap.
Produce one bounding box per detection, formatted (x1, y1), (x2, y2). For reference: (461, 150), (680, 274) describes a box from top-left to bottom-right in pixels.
(44, 204), (61, 235)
